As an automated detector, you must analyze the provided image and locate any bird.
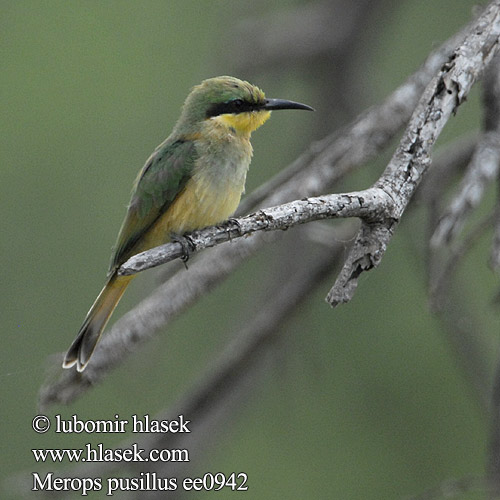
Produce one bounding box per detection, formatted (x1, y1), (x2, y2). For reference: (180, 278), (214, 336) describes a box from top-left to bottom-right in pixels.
(63, 76), (314, 372)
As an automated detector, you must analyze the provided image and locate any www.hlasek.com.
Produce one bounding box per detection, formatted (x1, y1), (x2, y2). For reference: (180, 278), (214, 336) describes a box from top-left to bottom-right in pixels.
(31, 413), (248, 495)
(32, 442), (189, 463)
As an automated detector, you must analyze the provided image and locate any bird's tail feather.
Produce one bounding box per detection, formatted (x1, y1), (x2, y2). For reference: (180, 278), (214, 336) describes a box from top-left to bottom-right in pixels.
(63, 273), (133, 372)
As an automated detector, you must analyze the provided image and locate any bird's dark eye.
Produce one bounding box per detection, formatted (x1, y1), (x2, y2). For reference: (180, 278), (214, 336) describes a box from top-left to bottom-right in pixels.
(206, 98), (252, 118)
(231, 99), (244, 110)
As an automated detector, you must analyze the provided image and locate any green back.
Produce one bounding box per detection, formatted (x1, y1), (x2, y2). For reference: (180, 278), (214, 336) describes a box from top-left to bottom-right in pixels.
(108, 137), (197, 273)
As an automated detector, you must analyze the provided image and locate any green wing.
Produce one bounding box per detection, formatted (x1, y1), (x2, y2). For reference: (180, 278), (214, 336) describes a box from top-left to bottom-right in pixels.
(108, 138), (197, 272)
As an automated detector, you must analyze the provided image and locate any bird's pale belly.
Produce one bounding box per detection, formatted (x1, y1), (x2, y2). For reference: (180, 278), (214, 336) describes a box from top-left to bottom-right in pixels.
(140, 174), (243, 252)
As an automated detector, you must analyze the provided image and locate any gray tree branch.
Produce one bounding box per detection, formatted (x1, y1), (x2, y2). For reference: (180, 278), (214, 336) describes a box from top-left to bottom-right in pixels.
(326, 0), (500, 306)
(118, 188), (392, 276)
(432, 52), (500, 246)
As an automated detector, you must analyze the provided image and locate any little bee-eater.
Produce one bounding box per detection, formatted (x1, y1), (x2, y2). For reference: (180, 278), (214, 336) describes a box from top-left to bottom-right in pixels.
(63, 76), (313, 372)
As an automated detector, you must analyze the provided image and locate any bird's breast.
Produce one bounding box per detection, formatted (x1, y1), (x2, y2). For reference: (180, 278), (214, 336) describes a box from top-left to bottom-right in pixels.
(146, 136), (252, 244)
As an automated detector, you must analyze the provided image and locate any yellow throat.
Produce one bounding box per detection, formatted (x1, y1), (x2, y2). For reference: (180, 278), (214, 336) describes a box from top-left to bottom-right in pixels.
(211, 110), (272, 135)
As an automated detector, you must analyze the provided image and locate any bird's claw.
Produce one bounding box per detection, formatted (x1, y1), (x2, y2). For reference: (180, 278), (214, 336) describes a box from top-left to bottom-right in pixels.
(225, 218), (242, 241)
(171, 233), (195, 269)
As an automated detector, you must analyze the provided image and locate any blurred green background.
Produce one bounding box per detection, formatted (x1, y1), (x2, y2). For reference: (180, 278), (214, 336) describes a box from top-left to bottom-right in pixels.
(2, 0), (500, 498)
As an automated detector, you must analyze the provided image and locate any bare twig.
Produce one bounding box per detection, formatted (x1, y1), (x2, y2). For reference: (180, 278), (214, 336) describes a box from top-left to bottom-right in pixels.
(432, 52), (500, 246)
(431, 131), (500, 246)
(326, 0), (500, 306)
(119, 188), (392, 276)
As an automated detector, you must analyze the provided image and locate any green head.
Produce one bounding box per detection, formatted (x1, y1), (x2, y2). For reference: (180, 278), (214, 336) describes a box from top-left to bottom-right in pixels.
(173, 76), (313, 136)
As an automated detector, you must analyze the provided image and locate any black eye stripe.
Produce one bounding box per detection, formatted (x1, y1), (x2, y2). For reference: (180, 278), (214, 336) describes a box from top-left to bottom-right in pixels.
(206, 98), (259, 118)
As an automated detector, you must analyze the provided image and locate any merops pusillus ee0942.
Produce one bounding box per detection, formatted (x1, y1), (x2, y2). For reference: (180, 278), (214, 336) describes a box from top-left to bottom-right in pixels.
(63, 76), (313, 372)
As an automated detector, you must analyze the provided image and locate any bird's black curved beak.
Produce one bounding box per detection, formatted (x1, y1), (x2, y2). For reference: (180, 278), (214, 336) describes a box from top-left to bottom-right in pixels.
(262, 98), (314, 112)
